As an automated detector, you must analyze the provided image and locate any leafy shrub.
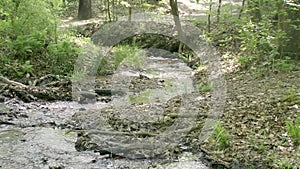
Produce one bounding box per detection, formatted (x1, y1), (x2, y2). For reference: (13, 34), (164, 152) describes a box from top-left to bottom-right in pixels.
(273, 57), (298, 72)
(0, 57), (33, 77)
(237, 19), (285, 68)
(0, 0), (82, 77)
(47, 40), (79, 74)
(6, 31), (49, 59)
(0, 0), (57, 37)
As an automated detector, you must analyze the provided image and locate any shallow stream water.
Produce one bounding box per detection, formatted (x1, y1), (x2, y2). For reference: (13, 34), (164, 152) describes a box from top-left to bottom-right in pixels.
(0, 54), (210, 169)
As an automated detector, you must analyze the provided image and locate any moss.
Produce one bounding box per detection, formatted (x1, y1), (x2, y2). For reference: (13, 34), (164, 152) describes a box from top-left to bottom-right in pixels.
(128, 90), (152, 104)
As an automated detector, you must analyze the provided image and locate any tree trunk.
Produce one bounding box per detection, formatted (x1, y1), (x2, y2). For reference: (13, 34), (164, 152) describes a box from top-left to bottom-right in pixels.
(170, 0), (184, 53)
(78, 0), (92, 20)
(112, 0), (116, 21)
(128, 7), (132, 21)
(238, 0), (246, 19)
(107, 0), (111, 22)
(217, 0), (222, 23)
(276, 0), (285, 57)
(207, 0), (213, 33)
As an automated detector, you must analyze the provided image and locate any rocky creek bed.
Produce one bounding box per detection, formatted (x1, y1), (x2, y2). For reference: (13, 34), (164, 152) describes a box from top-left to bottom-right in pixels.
(0, 51), (300, 168)
(0, 54), (212, 169)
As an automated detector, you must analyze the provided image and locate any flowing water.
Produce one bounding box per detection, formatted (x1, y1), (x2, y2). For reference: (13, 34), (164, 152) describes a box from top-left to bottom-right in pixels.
(0, 53), (210, 168)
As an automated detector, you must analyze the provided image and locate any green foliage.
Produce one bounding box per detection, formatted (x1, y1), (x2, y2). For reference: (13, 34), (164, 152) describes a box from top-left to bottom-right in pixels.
(212, 123), (230, 149)
(129, 90), (152, 104)
(0, 57), (33, 77)
(0, 0), (81, 77)
(0, 0), (57, 37)
(47, 40), (79, 74)
(285, 85), (298, 95)
(200, 0), (300, 72)
(282, 86), (300, 106)
(197, 82), (211, 93)
(273, 57), (298, 72)
(286, 116), (300, 145)
(97, 45), (144, 75)
(6, 31), (48, 59)
(277, 159), (293, 169)
(69, 69), (86, 82)
(19, 60), (34, 76)
(250, 129), (269, 153)
(122, 50), (146, 70)
(1, 35), (79, 77)
(243, 57), (298, 78)
(237, 20), (286, 69)
(114, 45), (140, 67)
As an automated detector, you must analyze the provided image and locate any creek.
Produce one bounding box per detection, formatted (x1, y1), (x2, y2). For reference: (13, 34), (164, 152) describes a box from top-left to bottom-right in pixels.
(0, 52), (211, 169)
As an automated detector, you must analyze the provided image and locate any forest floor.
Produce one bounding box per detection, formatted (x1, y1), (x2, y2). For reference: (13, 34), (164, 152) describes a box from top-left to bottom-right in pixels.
(203, 70), (300, 168)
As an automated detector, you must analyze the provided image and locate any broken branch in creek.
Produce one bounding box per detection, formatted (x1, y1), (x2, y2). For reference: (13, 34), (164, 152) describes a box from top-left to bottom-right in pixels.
(0, 75), (71, 102)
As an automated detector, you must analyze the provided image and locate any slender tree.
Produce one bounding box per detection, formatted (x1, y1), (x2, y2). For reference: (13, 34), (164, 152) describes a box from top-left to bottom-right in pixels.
(107, 0), (111, 21)
(169, 0), (184, 53)
(276, 0), (285, 56)
(207, 0), (213, 33)
(217, 0), (222, 23)
(238, 0), (246, 19)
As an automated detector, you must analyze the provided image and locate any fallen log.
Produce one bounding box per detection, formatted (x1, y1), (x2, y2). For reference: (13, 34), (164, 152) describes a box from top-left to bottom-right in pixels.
(0, 75), (71, 102)
(0, 76), (27, 87)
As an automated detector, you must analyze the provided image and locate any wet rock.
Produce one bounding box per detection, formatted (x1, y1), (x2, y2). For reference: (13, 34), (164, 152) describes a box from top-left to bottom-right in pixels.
(0, 95), (5, 102)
